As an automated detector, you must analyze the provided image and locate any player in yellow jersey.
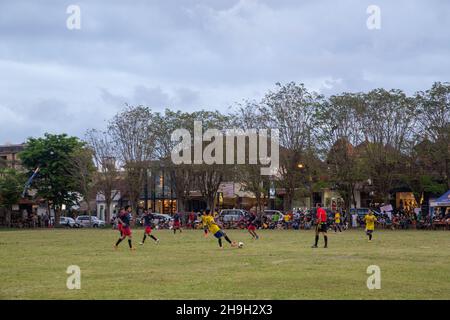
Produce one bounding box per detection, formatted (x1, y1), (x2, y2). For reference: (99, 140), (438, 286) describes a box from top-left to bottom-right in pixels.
(205, 209), (237, 249)
(333, 211), (342, 232)
(201, 210), (209, 237)
(364, 211), (377, 241)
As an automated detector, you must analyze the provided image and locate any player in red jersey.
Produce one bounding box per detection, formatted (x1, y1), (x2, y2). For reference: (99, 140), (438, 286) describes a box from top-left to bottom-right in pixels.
(114, 206), (135, 251)
(116, 208), (125, 237)
(139, 209), (160, 245)
(247, 211), (259, 239)
(173, 212), (182, 234)
(312, 204), (328, 248)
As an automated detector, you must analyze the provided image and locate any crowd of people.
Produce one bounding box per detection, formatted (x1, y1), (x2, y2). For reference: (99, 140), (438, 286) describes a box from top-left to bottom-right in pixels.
(168, 207), (450, 231)
(0, 210), (54, 228)
(3, 205), (450, 231)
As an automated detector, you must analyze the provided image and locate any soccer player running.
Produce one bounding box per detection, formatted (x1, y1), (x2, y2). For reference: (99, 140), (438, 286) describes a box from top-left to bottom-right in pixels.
(334, 211), (342, 232)
(140, 209), (160, 245)
(312, 204), (328, 248)
(201, 210), (209, 238)
(116, 207), (125, 237)
(114, 205), (135, 251)
(205, 210), (237, 249)
(247, 211), (259, 240)
(173, 212), (182, 234)
(364, 210), (377, 242)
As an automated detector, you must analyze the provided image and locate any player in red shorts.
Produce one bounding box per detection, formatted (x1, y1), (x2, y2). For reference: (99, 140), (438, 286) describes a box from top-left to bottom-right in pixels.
(114, 205), (135, 251)
(173, 212), (182, 234)
(116, 208), (125, 237)
(312, 204), (328, 248)
(139, 209), (160, 245)
(247, 211), (259, 239)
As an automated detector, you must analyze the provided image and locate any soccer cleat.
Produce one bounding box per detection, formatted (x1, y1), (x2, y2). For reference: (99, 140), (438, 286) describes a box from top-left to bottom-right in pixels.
(324, 245), (328, 248)
(139, 242), (144, 245)
(130, 247), (136, 251)
(113, 244), (118, 250)
(311, 245), (318, 248)
(155, 239), (160, 244)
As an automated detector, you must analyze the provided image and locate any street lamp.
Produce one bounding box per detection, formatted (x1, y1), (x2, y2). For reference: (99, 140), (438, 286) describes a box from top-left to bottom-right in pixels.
(297, 163), (304, 169)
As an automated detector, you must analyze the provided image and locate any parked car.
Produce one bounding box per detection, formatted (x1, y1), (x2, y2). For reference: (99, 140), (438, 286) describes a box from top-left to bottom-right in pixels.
(151, 213), (173, 229)
(75, 215), (106, 228)
(262, 210), (285, 221)
(219, 209), (249, 223)
(59, 217), (79, 228)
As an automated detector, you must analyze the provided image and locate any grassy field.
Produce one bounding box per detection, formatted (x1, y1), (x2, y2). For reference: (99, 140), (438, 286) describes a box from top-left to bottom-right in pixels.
(0, 228), (449, 300)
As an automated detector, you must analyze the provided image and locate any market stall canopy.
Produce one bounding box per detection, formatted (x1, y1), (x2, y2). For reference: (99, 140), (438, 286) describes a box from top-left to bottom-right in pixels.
(435, 190), (450, 206)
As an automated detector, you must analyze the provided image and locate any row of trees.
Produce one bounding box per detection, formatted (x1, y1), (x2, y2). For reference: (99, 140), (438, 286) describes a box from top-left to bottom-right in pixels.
(2, 81), (448, 223)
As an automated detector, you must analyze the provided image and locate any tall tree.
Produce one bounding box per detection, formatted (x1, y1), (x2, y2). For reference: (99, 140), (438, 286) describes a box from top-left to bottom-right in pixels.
(67, 146), (96, 215)
(317, 93), (367, 209)
(231, 101), (270, 213)
(0, 169), (25, 227)
(85, 129), (121, 223)
(153, 110), (195, 212)
(357, 89), (418, 203)
(191, 110), (232, 212)
(416, 82), (450, 189)
(108, 105), (157, 214)
(259, 82), (322, 210)
(19, 133), (85, 222)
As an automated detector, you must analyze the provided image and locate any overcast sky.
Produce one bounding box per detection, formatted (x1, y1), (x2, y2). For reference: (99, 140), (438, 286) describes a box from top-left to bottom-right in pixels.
(1, 0), (449, 144)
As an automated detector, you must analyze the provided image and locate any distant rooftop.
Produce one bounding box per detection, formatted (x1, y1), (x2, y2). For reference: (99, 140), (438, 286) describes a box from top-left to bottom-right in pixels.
(0, 143), (26, 153)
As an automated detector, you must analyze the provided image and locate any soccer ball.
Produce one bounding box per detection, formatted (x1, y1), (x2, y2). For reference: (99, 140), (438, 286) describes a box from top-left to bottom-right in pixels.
(238, 242), (244, 248)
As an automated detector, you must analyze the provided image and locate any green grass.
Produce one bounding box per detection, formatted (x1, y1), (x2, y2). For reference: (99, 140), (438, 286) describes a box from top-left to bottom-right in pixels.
(0, 228), (449, 300)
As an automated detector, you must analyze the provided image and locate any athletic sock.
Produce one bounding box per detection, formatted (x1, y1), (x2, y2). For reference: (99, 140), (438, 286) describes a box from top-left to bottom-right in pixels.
(224, 235), (232, 244)
(218, 238), (222, 247)
(115, 238), (123, 246)
(324, 236), (328, 247)
(314, 235), (319, 246)
(142, 234), (146, 243)
(128, 239), (132, 248)
(369, 234), (372, 240)
(150, 235), (157, 241)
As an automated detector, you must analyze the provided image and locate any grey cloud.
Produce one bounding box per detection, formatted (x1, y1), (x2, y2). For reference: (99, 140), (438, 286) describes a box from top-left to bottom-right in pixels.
(100, 85), (200, 110)
(0, 0), (449, 144)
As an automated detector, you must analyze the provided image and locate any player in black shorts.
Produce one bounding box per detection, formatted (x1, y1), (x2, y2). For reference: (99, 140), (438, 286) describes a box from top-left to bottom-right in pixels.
(312, 205), (328, 248)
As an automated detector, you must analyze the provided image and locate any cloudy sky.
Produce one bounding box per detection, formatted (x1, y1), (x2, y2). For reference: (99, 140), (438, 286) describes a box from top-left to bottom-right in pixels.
(1, 0), (449, 144)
